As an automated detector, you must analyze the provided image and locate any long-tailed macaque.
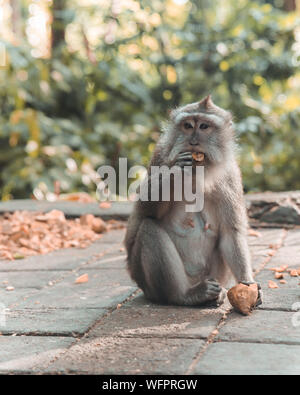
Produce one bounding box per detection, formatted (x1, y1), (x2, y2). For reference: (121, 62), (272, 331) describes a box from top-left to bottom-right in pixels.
(125, 96), (261, 307)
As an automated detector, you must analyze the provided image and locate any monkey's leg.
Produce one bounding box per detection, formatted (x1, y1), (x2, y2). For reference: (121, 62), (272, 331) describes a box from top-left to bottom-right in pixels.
(134, 218), (223, 306)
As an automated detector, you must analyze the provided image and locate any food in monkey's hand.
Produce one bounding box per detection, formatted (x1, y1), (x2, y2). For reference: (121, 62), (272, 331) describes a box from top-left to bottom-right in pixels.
(192, 152), (205, 162)
(227, 283), (258, 315)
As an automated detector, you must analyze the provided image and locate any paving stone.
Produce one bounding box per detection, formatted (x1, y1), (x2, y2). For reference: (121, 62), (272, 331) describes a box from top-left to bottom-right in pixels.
(284, 229), (300, 246)
(193, 342), (300, 375)
(0, 270), (70, 290)
(0, 200), (133, 220)
(0, 336), (75, 373)
(257, 287), (300, 311)
(0, 307), (106, 336)
(99, 228), (126, 244)
(0, 242), (120, 272)
(46, 337), (205, 374)
(247, 228), (284, 247)
(217, 310), (300, 344)
(13, 269), (137, 310)
(251, 246), (272, 271)
(88, 303), (225, 339)
(0, 287), (40, 308)
(84, 253), (127, 270)
(265, 246), (300, 268)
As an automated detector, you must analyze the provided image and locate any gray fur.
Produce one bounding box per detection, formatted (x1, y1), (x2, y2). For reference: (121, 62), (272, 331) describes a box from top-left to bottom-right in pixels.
(125, 96), (255, 306)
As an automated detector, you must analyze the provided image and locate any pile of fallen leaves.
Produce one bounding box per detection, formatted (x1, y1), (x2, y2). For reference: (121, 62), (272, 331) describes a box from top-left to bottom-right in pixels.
(0, 210), (125, 260)
(268, 265), (300, 288)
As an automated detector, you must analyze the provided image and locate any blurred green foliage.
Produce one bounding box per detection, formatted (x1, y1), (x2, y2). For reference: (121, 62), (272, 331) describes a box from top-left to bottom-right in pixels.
(0, 0), (300, 199)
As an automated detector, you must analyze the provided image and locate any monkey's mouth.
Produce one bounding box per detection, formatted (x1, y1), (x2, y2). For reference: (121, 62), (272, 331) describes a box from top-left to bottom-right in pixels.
(192, 152), (205, 163)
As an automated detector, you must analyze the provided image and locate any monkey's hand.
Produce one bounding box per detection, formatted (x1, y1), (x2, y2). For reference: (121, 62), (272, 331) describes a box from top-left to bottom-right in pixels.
(241, 281), (263, 307)
(193, 279), (227, 307)
(174, 152), (193, 168)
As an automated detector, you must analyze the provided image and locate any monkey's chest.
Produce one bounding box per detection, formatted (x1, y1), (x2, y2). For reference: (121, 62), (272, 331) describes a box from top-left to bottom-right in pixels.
(162, 208), (218, 276)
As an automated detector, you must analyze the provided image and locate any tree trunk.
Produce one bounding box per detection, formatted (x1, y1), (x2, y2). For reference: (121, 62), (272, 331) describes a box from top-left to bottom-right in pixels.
(10, 0), (22, 43)
(283, 0), (296, 11)
(51, 0), (67, 50)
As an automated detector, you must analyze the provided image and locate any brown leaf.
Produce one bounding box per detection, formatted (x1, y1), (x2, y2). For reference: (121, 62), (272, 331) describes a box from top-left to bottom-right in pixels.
(248, 229), (262, 237)
(75, 273), (89, 284)
(99, 202), (111, 209)
(274, 272), (284, 279)
(268, 280), (279, 289)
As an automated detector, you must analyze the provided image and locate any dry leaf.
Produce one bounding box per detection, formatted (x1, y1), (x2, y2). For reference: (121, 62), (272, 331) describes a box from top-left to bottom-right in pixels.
(92, 217), (107, 233)
(268, 280), (279, 289)
(75, 273), (89, 284)
(269, 265), (288, 273)
(268, 250), (276, 257)
(0, 210), (124, 261)
(99, 202), (111, 209)
(60, 192), (96, 203)
(274, 272), (284, 279)
(248, 229), (262, 238)
(279, 280), (287, 284)
(290, 270), (299, 277)
(80, 214), (95, 227)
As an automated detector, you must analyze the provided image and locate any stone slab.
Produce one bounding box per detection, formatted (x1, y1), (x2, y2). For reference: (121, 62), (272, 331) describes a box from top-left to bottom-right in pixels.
(88, 303), (225, 339)
(0, 200), (133, 220)
(284, 229), (300, 246)
(247, 228), (284, 247)
(193, 342), (300, 375)
(251, 246), (272, 271)
(85, 253), (127, 270)
(0, 307), (106, 336)
(12, 269), (137, 310)
(0, 242), (121, 272)
(0, 336), (75, 374)
(45, 337), (205, 374)
(264, 246), (300, 268)
(0, 288), (40, 308)
(0, 270), (70, 290)
(217, 310), (300, 344)
(257, 288), (300, 311)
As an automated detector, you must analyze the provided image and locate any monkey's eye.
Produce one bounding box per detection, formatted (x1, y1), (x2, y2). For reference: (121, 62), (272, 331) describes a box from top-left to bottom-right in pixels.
(199, 123), (209, 130)
(183, 122), (193, 130)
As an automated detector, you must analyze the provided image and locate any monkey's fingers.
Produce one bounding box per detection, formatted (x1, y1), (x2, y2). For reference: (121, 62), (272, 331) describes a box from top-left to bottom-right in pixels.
(175, 159), (193, 168)
(240, 281), (263, 307)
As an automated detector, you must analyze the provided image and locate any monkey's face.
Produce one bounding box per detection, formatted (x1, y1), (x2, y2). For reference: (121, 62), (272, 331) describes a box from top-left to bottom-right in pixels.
(170, 97), (234, 167)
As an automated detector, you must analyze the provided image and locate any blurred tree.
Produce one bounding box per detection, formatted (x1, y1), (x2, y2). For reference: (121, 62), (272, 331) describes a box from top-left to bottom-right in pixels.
(0, 0), (299, 199)
(51, 0), (67, 50)
(9, 0), (22, 40)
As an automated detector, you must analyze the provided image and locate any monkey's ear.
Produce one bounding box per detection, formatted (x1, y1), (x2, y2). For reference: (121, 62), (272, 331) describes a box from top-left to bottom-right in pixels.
(198, 95), (214, 110)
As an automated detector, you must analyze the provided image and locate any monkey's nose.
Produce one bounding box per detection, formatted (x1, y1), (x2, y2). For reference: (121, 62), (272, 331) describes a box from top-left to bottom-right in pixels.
(189, 140), (200, 146)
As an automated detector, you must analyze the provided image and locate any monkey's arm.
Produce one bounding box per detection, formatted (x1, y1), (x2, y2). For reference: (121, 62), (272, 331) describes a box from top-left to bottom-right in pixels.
(216, 173), (254, 284)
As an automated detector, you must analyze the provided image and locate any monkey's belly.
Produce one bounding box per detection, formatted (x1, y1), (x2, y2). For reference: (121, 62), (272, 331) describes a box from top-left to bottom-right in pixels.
(162, 213), (219, 278)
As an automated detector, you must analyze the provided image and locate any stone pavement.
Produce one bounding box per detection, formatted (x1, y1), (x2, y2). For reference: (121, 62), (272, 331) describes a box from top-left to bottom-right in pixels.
(0, 225), (300, 374)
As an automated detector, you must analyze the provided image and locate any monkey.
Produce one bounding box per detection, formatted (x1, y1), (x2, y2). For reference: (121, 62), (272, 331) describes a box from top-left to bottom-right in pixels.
(125, 95), (262, 307)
